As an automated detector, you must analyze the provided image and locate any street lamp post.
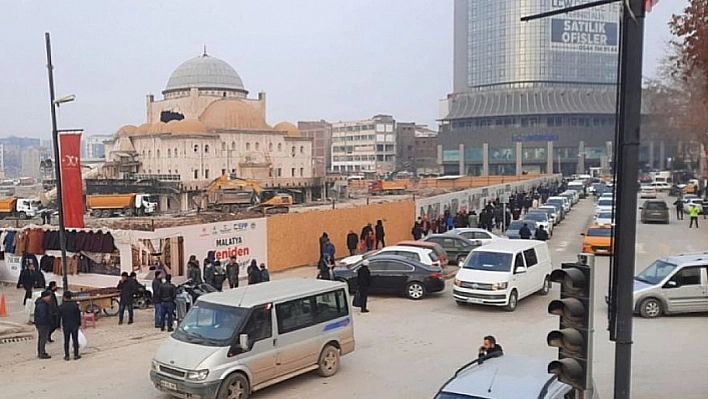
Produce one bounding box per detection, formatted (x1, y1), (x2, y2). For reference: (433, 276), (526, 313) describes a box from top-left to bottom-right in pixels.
(45, 32), (75, 291)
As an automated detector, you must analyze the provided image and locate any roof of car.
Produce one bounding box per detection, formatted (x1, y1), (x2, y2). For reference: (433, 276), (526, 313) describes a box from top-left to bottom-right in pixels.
(200, 278), (345, 308)
(398, 240), (444, 248)
(473, 239), (544, 253)
(378, 245), (432, 254)
(663, 251), (708, 267)
(440, 355), (562, 399)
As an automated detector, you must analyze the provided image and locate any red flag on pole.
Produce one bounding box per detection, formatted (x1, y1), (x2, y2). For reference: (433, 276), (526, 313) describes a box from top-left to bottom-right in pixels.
(58, 131), (85, 228)
(645, 0), (659, 12)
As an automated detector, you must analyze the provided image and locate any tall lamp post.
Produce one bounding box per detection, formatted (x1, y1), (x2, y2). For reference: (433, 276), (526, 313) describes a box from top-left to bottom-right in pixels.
(45, 32), (75, 291)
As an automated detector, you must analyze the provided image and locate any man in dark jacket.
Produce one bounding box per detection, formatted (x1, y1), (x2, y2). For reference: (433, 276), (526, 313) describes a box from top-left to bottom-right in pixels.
(519, 223), (532, 239)
(478, 335), (503, 361)
(203, 258), (215, 288)
(534, 225), (549, 241)
(117, 271), (138, 325)
(411, 219), (423, 240)
(152, 271), (163, 329)
(318, 232), (329, 262)
(158, 274), (177, 332)
(226, 256), (240, 289)
(248, 260), (262, 285)
(34, 291), (53, 359)
(356, 260), (372, 313)
(374, 220), (386, 249)
(346, 230), (359, 256)
(18, 263), (38, 306)
(58, 291), (82, 360)
(187, 258), (202, 284)
(44, 281), (60, 343)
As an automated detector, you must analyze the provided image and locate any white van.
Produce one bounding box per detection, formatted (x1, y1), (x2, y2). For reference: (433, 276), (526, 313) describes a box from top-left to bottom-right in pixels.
(453, 240), (553, 311)
(150, 279), (355, 399)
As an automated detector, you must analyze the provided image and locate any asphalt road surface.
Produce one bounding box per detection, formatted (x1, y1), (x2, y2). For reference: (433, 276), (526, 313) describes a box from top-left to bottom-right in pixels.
(1, 193), (706, 399)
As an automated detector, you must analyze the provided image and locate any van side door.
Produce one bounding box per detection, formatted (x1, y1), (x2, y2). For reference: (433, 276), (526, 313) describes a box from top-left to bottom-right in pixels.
(664, 266), (706, 314)
(239, 305), (277, 386)
(523, 248), (541, 295)
(274, 296), (320, 376)
(512, 253), (529, 297)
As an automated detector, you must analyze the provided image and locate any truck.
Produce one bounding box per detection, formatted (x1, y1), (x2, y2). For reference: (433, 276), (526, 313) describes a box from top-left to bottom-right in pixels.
(368, 180), (408, 195)
(0, 197), (42, 219)
(86, 193), (158, 218)
(198, 175), (292, 214)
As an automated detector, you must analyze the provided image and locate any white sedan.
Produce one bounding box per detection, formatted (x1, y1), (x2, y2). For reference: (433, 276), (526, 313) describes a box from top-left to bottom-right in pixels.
(639, 186), (657, 199)
(447, 228), (504, 245)
(594, 210), (615, 225)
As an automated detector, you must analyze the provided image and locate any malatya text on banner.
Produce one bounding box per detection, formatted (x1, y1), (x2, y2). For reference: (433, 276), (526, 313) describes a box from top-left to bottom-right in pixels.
(58, 130), (85, 228)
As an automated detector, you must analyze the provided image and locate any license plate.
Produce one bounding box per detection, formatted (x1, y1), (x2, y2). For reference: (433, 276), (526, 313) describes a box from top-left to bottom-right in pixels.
(468, 298), (483, 304)
(160, 380), (177, 391)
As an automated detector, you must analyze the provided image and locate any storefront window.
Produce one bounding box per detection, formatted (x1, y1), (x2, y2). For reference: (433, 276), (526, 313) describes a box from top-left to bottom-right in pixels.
(443, 150), (460, 162)
(522, 147), (547, 161)
(490, 148), (515, 160)
(465, 148), (484, 162)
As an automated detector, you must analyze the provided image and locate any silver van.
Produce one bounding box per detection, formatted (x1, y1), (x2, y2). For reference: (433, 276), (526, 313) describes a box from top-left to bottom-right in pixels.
(434, 354), (591, 399)
(632, 252), (708, 318)
(150, 279), (355, 399)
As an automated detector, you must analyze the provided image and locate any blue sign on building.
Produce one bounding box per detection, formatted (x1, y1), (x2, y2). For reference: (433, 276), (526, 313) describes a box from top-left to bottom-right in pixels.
(511, 134), (559, 142)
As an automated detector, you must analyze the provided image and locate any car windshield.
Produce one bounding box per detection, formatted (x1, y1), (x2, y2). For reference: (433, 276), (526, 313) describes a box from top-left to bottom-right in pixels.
(635, 260), (678, 285)
(547, 199), (563, 206)
(173, 302), (247, 347)
(598, 199), (614, 207)
(463, 251), (512, 272)
(524, 213), (547, 222)
(508, 220), (535, 230)
(597, 212), (614, 220)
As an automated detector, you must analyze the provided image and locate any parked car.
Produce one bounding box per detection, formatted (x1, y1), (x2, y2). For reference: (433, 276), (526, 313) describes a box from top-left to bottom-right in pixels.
(649, 182), (672, 192)
(640, 199), (670, 224)
(639, 186), (658, 199)
(505, 220), (538, 239)
(447, 228), (504, 245)
(631, 252), (708, 318)
(523, 211), (552, 236)
(453, 240), (553, 311)
(534, 206), (559, 226)
(369, 245), (442, 268)
(333, 255), (445, 300)
(593, 210), (615, 225)
(540, 203), (564, 222)
(396, 240), (449, 265)
(595, 197), (615, 214)
(421, 234), (482, 265)
(434, 355), (584, 399)
(338, 249), (377, 266)
(546, 196), (570, 214)
(682, 197), (704, 214)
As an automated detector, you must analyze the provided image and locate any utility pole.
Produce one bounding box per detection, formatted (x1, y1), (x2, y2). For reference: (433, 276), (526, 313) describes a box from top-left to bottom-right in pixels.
(610, 1), (646, 398)
(45, 32), (70, 292)
(523, 1), (646, 397)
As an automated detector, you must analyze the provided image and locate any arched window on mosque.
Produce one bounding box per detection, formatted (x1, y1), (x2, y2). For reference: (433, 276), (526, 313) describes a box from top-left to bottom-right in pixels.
(291, 146), (296, 156)
(300, 146), (304, 154)
(194, 144), (199, 153)
(255, 142), (260, 151)
(231, 141), (236, 150)
(204, 145), (210, 154)
(142, 151), (145, 157)
(167, 149), (171, 158)
(269, 143), (273, 152)
(278, 143), (282, 152)
(222, 142), (226, 151)
(174, 148), (178, 156)
(156, 149), (160, 158)
(148, 150), (152, 158)
(246, 142), (250, 150)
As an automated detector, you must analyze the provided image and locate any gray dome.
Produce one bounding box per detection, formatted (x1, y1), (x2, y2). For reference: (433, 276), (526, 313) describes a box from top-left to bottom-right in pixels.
(164, 54), (245, 93)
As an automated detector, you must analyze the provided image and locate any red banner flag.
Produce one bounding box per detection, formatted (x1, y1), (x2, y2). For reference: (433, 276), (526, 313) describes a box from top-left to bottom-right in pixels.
(58, 132), (85, 228)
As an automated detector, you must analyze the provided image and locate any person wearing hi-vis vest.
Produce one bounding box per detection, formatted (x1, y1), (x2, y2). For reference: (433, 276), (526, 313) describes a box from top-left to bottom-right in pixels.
(688, 203), (700, 228)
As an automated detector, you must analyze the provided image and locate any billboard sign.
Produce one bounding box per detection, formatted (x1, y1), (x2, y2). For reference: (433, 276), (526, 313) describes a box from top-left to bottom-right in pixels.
(549, 0), (620, 54)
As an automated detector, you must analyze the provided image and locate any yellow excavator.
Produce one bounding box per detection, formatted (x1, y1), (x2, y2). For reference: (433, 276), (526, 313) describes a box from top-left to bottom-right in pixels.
(196, 174), (292, 214)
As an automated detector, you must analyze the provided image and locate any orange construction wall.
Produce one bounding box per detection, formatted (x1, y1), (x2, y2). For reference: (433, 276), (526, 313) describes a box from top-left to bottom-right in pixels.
(267, 201), (415, 272)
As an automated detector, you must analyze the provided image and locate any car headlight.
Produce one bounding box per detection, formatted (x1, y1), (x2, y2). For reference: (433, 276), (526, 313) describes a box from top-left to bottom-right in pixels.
(492, 282), (508, 290)
(151, 360), (159, 371)
(186, 369), (210, 381)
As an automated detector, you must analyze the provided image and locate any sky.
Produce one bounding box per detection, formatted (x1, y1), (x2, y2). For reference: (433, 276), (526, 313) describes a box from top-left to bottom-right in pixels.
(0, 0), (690, 139)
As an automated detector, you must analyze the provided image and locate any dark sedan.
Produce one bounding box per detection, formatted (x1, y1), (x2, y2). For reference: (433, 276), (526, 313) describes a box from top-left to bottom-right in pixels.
(421, 234), (482, 265)
(332, 255), (445, 300)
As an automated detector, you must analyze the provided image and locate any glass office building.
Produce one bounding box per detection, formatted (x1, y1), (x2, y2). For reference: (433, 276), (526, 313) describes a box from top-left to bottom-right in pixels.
(440, 0), (629, 175)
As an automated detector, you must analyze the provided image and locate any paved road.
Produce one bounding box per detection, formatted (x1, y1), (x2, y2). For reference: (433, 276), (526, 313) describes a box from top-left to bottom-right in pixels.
(1, 193), (706, 398)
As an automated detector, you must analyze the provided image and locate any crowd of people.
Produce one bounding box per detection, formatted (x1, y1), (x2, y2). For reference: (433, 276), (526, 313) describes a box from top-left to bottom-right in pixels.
(411, 182), (565, 238)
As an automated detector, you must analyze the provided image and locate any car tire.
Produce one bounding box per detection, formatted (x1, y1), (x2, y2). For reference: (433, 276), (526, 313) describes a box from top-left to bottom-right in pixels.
(406, 282), (426, 300)
(217, 372), (250, 399)
(639, 298), (663, 318)
(317, 344), (340, 377)
(503, 290), (518, 312)
(538, 276), (551, 295)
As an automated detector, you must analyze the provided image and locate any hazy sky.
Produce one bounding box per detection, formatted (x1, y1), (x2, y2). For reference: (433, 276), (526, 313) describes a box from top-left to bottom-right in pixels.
(0, 0), (689, 139)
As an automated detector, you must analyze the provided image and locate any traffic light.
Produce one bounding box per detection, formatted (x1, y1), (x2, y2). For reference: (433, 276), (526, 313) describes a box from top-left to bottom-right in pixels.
(546, 254), (595, 391)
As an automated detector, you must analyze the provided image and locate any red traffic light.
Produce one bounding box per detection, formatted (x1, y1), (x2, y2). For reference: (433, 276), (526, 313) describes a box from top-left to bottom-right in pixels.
(548, 358), (586, 391)
(550, 267), (587, 296)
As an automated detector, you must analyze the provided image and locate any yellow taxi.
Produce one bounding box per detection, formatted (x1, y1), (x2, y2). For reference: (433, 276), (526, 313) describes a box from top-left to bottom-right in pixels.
(581, 223), (614, 255)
